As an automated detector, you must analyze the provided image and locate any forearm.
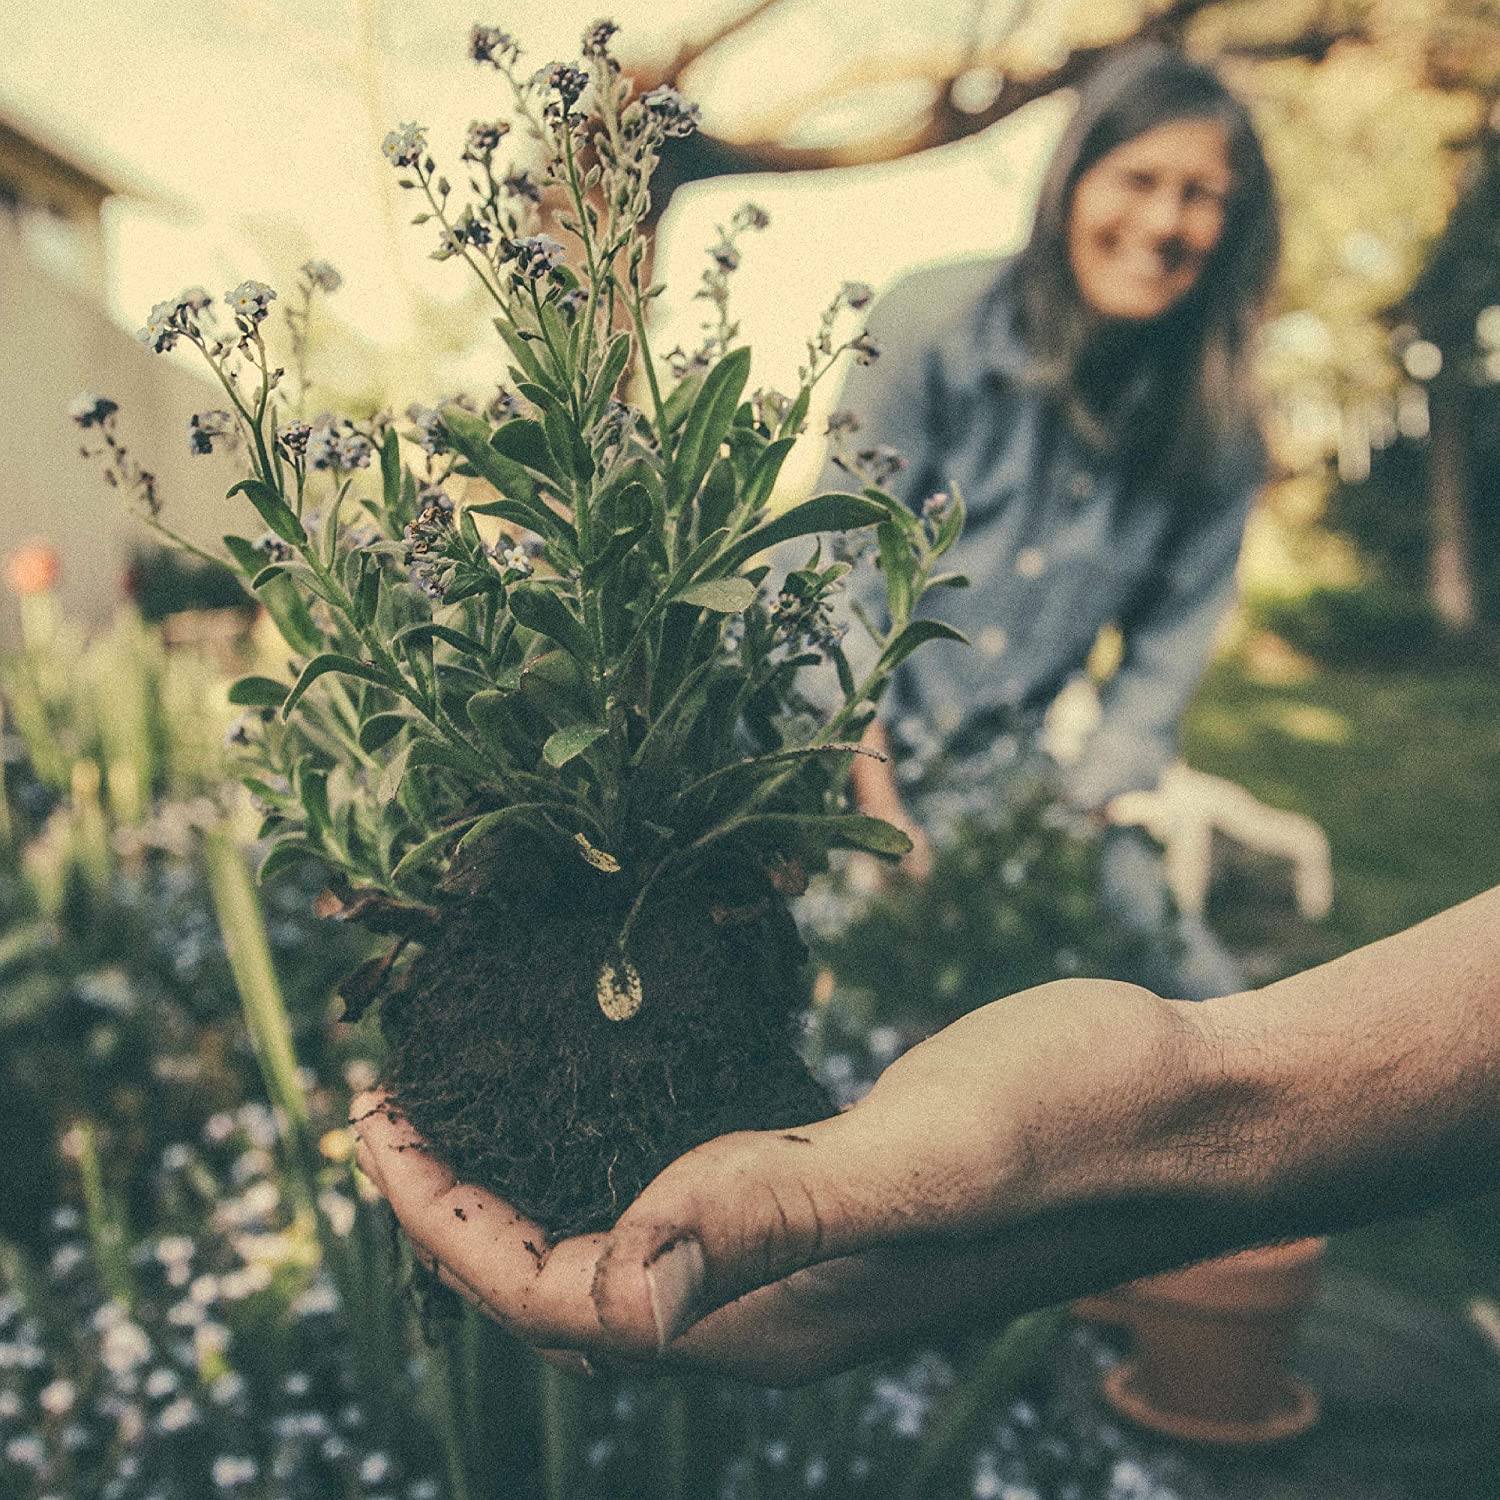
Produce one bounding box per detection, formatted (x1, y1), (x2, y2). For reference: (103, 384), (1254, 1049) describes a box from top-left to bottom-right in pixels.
(988, 888), (1500, 1304)
(849, 720), (900, 817)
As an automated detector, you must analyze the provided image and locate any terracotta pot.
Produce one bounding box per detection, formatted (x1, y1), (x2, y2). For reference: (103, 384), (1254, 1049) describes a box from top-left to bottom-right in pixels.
(1073, 1237), (1325, 1445)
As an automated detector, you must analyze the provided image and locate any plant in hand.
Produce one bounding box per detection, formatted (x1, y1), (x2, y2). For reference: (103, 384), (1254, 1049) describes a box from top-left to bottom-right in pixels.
(76, 20), (967, 1237)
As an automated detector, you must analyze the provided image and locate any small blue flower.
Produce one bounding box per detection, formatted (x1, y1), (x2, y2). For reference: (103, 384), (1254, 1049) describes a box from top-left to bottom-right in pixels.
(507, 234), (566, 281)
(301, 259), (341, 293)
(225, 281), (277, 325)
(137, 298), (183, 353)
(381, 122), (427, 169)
(462, 120), (508, 161)
(470, 25), (519, 66)
(277, 420), (311, 458)
(840, 280), (874, 310)
(640, 85), (700, 138)
(187, 410), (235, 456)
(69, 392), (118, 428)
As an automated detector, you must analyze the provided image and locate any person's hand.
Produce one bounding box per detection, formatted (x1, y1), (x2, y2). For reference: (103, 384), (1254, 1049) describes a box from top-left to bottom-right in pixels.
(350, 976), (1189, 1384)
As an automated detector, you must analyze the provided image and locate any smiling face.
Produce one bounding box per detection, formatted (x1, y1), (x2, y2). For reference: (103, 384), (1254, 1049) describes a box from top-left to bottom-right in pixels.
(1066, 118), (1231, 323)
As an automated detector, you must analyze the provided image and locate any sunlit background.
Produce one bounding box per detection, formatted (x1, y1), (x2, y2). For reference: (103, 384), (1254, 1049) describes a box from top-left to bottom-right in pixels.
(6, 0), (1499, 623)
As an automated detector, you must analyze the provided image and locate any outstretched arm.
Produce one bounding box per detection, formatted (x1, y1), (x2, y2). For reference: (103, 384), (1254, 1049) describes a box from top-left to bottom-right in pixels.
(353, 884), (1500, 1383)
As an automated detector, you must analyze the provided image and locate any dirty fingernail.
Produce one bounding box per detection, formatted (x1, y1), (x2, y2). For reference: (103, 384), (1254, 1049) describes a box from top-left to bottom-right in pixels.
(643, 1236), (705, 1352)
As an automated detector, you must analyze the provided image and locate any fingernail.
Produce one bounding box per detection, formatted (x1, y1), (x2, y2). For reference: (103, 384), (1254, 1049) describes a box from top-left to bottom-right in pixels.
(643, 1236), (705, 1352)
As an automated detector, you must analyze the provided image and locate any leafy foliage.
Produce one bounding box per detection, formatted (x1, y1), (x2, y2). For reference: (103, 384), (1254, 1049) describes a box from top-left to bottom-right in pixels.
(81, 24), (968, 997)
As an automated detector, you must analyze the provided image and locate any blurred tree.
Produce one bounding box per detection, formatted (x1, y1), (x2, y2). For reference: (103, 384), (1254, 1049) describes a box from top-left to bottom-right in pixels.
(614, 0), (1500, 621)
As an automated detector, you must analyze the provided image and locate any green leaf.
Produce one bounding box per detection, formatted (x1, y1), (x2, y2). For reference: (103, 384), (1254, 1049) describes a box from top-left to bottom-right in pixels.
(933, 486), (965, 559)
(380, 428), (401, 516)
(228, 478), (306, 546)
(440, 404), (571, 544)
(490, 418), (559, 481)
(675, 345), (751, 504)
(776, 385), (811, 440)
(743, 437), (797, 513)
(878, 518), (914, 629)
(697, 456), (739, 539)
(391, 818), (480, 885)
(928, 571), (970, 589)
(454, 803), (561, 854)
(674, 577), (757, 613)
(542, 722), (607, 768)
(227, 675), (288, 708)
(282, 654), (394, 720)
(358, 712), (408, 753)
(375, 742), (411, 805)
(390, 622), (489, 658)
(256, 838), (314, 885)
(877, 617), (969, 676)
(407, 737), (486, 778)
(494, 318), (561, 396)
(662, 369), (705, 436)
(715, 492), (887, 578)
(722, 811), (913, 858)
(542, 403), (578, 482)
(226, 536), (321, 655)
(506, 583), (592, 666)
(585, 331), (632, 425)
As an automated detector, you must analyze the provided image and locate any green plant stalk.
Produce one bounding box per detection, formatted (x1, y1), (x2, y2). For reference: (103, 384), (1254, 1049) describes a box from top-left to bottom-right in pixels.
(201, 824), (315, 1215)
(658, 1381), (689, 1500)
(74, 1121), (133, 1306)
(429, 1317), (475, 1500)
(540, 1361), (579, 1500)
(896, 1307), (1066, 1500)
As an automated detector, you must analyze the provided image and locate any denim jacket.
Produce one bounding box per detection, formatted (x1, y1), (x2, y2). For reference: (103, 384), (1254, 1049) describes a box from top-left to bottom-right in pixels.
(804, 254), (1263, 808)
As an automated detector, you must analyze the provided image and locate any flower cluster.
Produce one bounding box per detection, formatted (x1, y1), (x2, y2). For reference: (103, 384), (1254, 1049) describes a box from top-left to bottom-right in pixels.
(137, 287), (210, 354)
(771, 566), (849, 658)
(504, 233), (566, 283)
(277, 420), (312, 458)
(187, 409), (235, 456)
(226, 280), (277, 327)
(68, 393), (118, 429)
(462, 119), (509, 162)
(70, 393), (160, 515)
(381, 121), (427, 169)
(306, 416), (374, 471)
(402, 494), (458, 599)
(540, 61), (590, 120)
(300, 259), (342, 294)
(0, 1108), (445, 1500)
(639, 85), (700, 138)
(469, 24), (520, 67)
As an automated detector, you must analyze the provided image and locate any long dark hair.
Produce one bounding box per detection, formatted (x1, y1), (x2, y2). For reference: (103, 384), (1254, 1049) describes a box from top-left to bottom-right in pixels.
(1011, 45), (1280, 488)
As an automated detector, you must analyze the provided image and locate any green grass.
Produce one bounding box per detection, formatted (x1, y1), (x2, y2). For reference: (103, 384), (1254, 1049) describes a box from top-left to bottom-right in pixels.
(1183, 642), (1500, 1307)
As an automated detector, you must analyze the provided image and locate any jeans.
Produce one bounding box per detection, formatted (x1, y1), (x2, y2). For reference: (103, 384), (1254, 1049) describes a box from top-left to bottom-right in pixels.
(1097, 826), (1246, 1001)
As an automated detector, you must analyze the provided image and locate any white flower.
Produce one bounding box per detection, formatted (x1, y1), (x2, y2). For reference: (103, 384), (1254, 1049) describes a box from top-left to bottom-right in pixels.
(156, 1396), (198, 1432)
(5, 1435), (44, 1468)
(99, 1320), (151, 1375)
(37, 1380), (74, 1417)
(225, 280), (276, 324)
(212, 1455), (259, 1488)
(360, 1452), (393, 1485)
(382, 121), (427, 168)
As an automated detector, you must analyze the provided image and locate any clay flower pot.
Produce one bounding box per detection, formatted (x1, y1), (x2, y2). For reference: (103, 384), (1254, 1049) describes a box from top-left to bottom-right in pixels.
(1074, 1237), (1325, 1445)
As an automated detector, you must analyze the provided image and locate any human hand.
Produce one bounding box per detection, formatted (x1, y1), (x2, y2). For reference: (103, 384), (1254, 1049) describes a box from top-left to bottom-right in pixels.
(351, 977), (1191, 1384)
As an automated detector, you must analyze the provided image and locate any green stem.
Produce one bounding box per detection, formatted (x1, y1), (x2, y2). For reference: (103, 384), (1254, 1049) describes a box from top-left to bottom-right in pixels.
(75, 1121), (133, 1306)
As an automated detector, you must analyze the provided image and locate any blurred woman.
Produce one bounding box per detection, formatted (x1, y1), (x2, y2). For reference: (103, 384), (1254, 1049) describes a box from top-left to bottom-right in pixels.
(830, 44), (1281, 999)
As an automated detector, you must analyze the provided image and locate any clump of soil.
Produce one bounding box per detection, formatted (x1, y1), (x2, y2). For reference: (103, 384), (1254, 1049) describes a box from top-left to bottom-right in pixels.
(379, 856), (832, 1237)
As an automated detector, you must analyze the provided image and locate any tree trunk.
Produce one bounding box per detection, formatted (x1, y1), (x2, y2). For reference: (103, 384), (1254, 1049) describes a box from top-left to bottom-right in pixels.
(1427, 381), (1477, 632)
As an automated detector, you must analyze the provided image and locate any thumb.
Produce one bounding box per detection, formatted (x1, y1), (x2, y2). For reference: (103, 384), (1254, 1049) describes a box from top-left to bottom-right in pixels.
(590, 1106), (920, 1354)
